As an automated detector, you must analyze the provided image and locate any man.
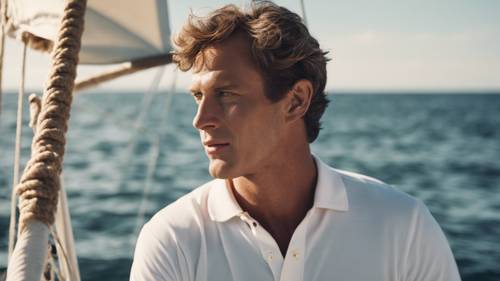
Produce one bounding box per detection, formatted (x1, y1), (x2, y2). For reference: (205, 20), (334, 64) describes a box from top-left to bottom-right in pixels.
(130, 2), (461, 281)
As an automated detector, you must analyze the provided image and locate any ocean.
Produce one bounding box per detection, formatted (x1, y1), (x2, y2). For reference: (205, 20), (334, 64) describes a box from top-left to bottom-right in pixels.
(0, 92), (499, 280)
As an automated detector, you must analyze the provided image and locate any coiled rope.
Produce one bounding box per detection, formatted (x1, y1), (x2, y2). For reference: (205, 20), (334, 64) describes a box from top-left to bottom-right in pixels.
(15, 0), (87, 235)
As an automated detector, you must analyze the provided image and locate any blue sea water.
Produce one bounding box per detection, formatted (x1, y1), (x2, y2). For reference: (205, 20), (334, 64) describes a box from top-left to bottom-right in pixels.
(0, 92), (499, 280)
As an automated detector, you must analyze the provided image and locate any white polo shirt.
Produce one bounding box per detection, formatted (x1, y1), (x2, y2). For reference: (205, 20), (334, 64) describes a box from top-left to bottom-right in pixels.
(130, 156), (461, 281)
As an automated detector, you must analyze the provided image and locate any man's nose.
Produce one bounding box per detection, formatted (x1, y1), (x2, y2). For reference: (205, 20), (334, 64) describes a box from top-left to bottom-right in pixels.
(192, 97), (220, 130)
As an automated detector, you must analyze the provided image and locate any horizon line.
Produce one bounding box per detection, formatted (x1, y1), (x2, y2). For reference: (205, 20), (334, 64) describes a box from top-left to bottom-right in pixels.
(1, 88), (500, 95)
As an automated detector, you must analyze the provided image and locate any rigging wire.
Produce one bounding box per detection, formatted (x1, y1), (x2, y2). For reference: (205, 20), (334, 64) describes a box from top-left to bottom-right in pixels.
(50, 174), (81, 281)
(159, 67), (177, 139)
(300, 0), (308, 27)
(50, 224), (77, 281)
(133, 67), (178, 239)
(0, 0), (8, 206)
(134, 66), (167, 130)
(133, 136), (160, 237)
(117, 66), (166, 191)
(8, 41), (27, 260)
(71, 94), (157, 138)
(0, 0), (7, 117)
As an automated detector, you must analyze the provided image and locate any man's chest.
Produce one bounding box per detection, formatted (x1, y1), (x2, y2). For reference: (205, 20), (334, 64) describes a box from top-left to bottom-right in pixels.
(187, 214), (399, 281)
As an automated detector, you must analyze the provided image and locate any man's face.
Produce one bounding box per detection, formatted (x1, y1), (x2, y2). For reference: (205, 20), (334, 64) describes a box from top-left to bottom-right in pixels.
(190, 33), (287, 179)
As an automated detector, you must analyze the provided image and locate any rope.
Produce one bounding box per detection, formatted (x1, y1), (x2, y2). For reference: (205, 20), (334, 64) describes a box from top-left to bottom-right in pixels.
(52, 174), (81, 281)
(9, 41), (43, 258)
(0, 0), (7, 117)
(74, 53), (172, 92)
(15, 0), (87, 235)
(22, 33), (54, 53)
(50, 225), (74, 281)
(8, 42), (27, 260)
(29, 94), (42, 131)
(300, 0), (308, 27)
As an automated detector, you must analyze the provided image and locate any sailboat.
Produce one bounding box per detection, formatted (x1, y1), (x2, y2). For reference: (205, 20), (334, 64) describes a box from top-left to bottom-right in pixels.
(1, 0), (311, 280)
(1, 0), (174, 280)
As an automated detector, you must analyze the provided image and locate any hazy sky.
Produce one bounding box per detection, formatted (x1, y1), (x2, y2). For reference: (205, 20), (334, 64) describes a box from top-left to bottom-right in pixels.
(2, 0), (500, 92)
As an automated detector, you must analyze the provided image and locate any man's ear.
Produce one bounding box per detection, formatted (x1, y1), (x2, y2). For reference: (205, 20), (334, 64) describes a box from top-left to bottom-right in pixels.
(285, 79), (313, 122)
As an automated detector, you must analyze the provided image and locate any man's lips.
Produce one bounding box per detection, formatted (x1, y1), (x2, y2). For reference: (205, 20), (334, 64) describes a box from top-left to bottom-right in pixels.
(203, 141), (230, 154)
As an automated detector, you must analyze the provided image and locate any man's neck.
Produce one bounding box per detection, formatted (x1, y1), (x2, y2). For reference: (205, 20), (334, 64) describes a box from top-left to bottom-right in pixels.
(230, 149), (317, 256)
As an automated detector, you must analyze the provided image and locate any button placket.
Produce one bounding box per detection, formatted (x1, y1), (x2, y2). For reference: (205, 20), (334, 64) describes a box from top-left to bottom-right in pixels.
(291, 249), (300, 260)
(279, 210), (312, 281)
(239, 212), (284, 281)
(239, 212), (258, 235)
(256, 227), (284, 281)
(267, 250), (275, 262)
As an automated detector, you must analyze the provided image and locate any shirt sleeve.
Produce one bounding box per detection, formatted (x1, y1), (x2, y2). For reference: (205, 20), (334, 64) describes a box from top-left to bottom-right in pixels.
(129, 222), (185, 281)
(403, 200), (462, 281)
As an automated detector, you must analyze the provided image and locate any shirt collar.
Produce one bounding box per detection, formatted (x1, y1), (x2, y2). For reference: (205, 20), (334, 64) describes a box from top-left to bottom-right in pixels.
(208, 179), (243, 222)
(207, 155), (349, 222)
(312, 154), (349, 211)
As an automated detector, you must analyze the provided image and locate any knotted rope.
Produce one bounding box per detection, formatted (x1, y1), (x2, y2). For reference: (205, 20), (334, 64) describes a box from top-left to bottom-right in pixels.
(22, 33), (54, 53)
(15, 0), (87, 235)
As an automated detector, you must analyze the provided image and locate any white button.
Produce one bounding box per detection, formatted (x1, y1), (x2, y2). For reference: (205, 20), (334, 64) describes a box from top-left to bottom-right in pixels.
(239, 213), (258, 229)
(292, 249), (300, 260)
(267, 251), (274, 261)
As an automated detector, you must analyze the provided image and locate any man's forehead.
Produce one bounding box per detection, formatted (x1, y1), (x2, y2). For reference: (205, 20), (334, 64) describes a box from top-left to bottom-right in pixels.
(200, 39), (253, 70)
(191, 69), (242, 90)
(192, 31), (254, 70)
(190, 36), (261, 91)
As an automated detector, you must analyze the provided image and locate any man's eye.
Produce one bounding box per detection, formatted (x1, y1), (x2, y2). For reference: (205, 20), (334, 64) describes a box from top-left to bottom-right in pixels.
(192, 92), (203, 100)
(219, 91), (235, 98)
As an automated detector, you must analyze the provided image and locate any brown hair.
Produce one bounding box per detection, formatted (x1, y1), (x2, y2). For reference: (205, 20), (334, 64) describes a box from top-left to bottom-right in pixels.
(173, 1), (329, 142)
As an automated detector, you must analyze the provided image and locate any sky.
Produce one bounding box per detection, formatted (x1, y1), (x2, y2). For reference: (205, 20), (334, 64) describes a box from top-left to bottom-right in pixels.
(2, 0), (500, 93)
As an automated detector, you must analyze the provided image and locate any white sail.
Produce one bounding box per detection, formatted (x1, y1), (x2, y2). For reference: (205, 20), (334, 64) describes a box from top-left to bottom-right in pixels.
(6, 0), (172, 64)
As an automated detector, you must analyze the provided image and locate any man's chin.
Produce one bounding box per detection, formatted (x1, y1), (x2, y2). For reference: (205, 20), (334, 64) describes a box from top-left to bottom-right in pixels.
(208, 159), (236, 179)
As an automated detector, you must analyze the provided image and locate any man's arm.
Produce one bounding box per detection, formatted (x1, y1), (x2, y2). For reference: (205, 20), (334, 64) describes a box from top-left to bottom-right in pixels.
(129, 222), (185, 281)
(403, 200), (461, 281)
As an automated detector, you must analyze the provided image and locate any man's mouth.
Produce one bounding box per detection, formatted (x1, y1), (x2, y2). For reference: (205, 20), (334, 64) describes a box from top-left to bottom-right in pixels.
(203, 141), (230, 154)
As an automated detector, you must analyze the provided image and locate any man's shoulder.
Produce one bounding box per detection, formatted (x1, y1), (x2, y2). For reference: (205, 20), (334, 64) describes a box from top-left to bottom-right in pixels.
(327, 166), (461, 280)
(144, 179), (219, 237)
(331, 167), (435, 243)
(333, 167), (422, 215)
(132, 181), (220, 280)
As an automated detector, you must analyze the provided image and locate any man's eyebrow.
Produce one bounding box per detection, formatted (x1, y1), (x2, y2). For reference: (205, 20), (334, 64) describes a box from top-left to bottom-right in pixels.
(189, 86), (200, 94)
(190, 80), (240, 93)
(213, 84), (239, 91)
(213, 77), (242, 89)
